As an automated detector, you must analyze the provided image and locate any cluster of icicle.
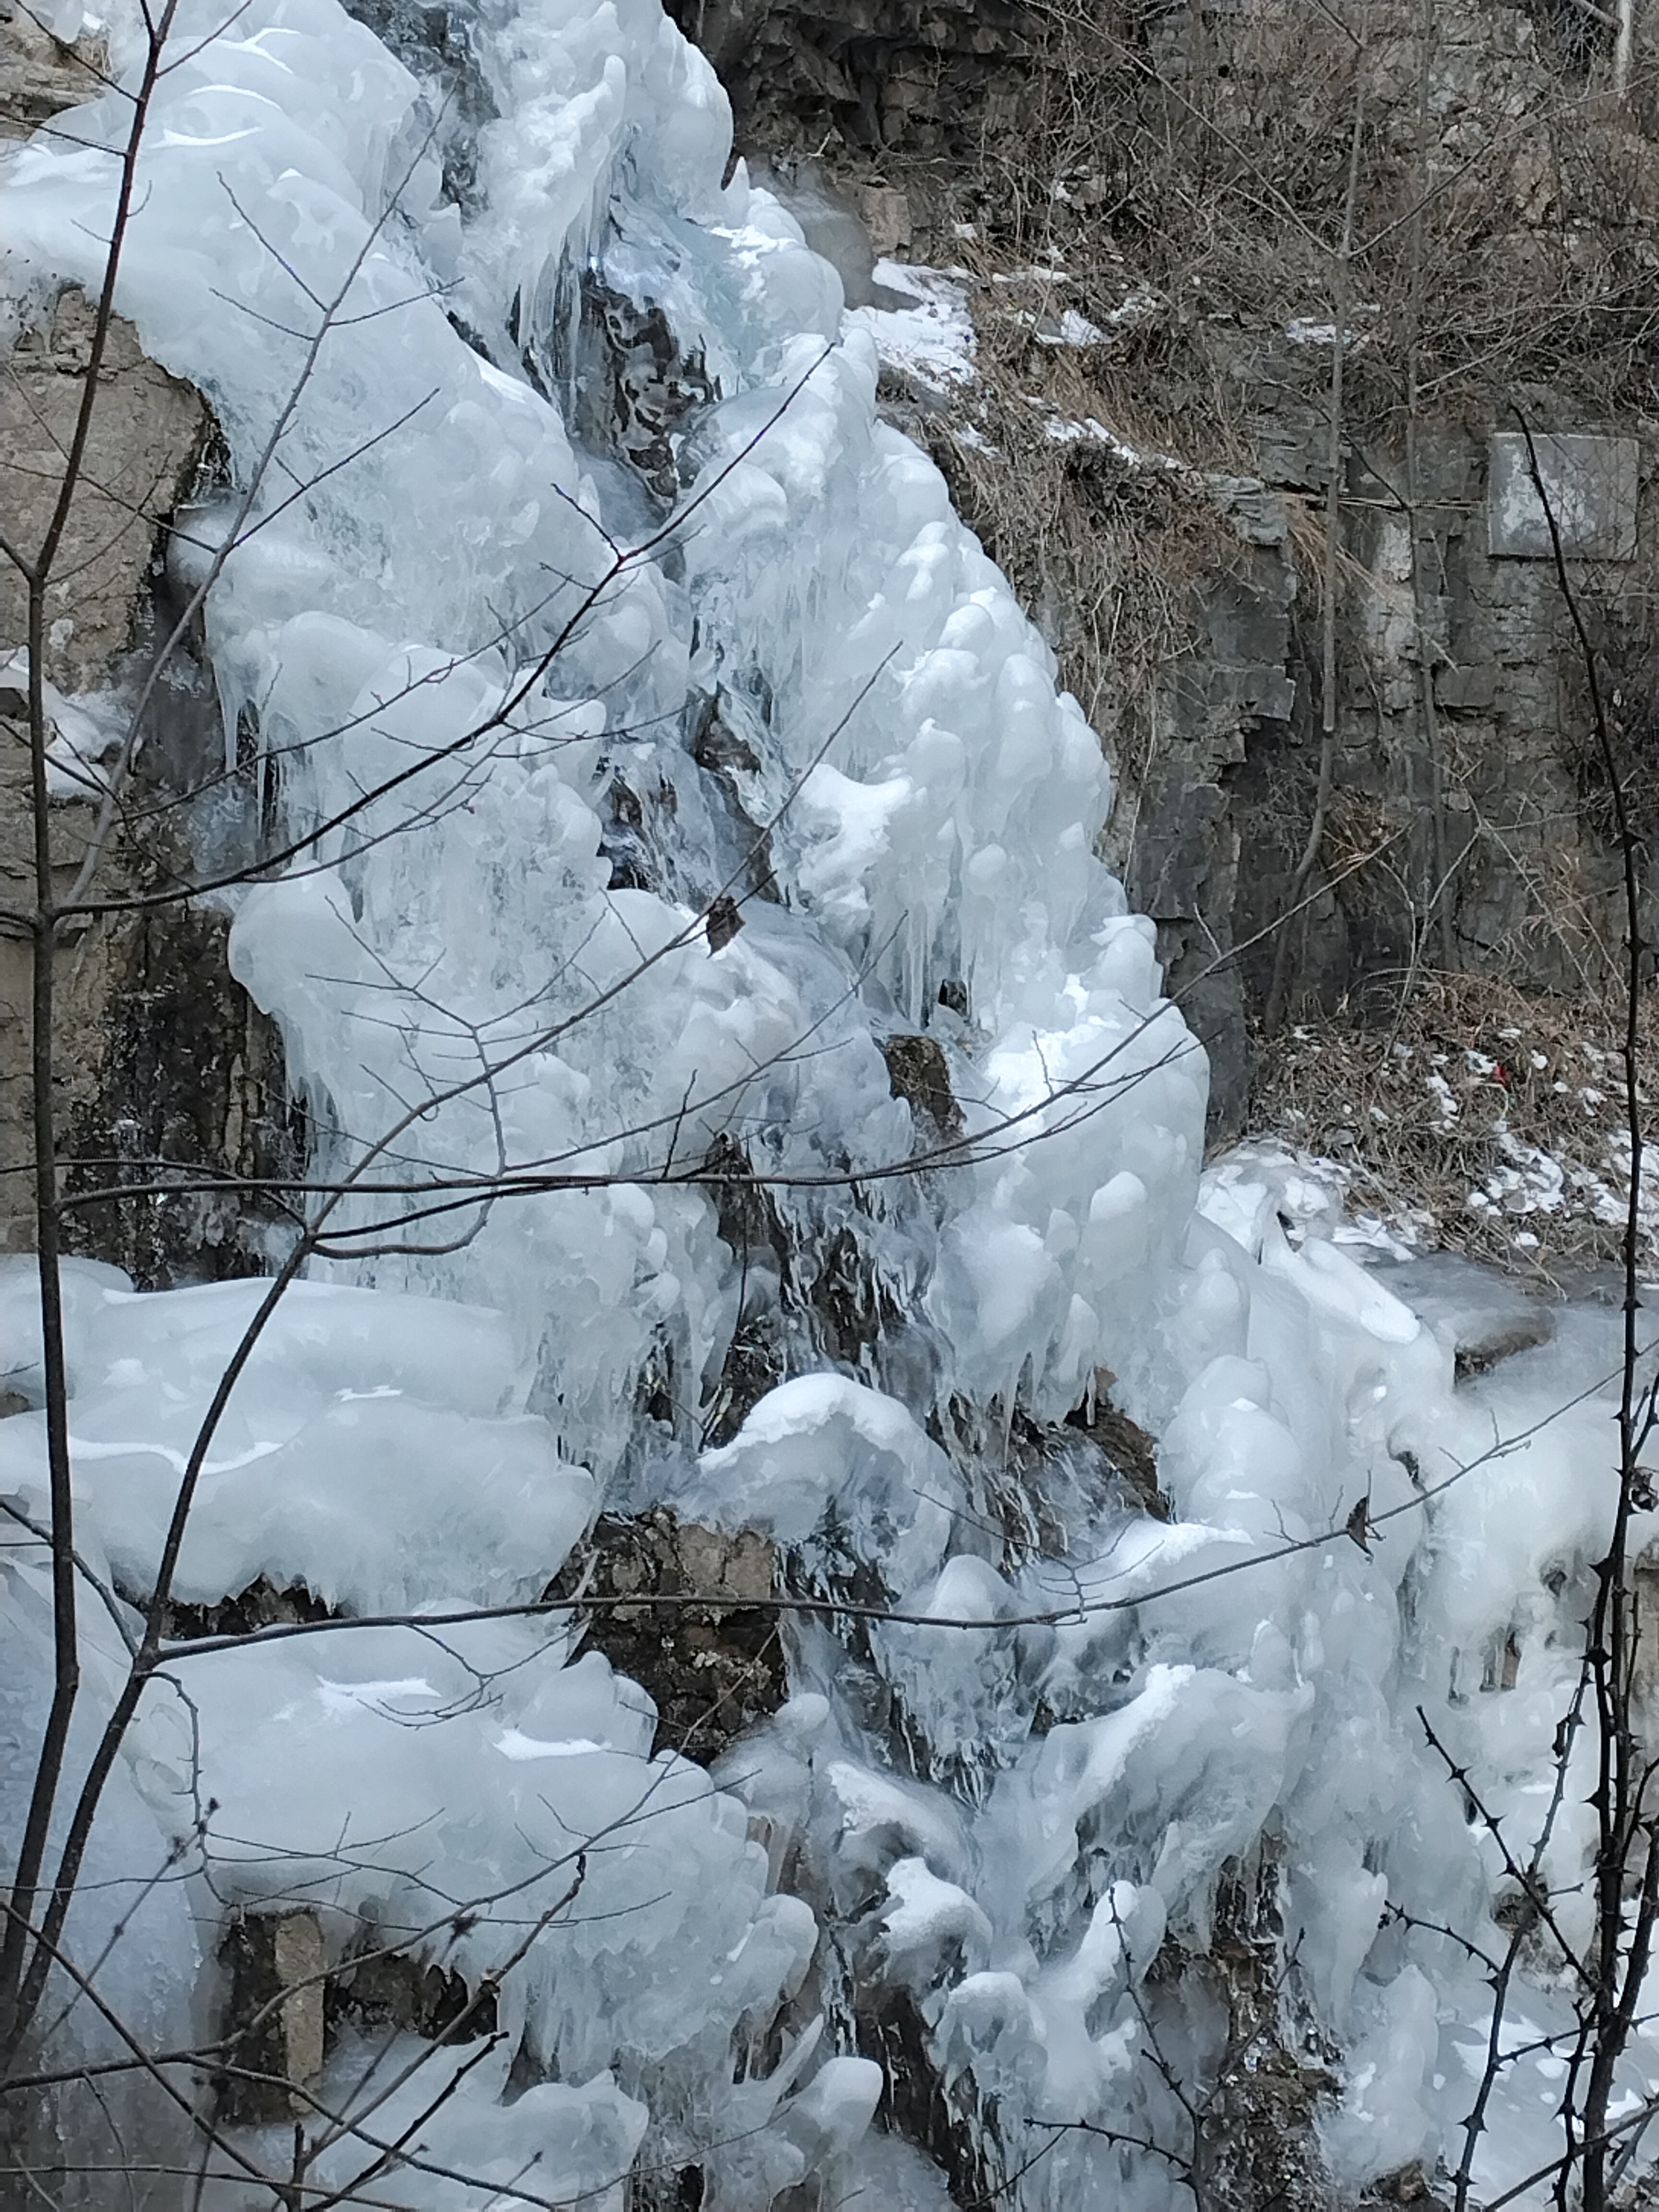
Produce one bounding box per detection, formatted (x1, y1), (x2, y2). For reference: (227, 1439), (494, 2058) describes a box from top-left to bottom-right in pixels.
(1, 0), (1650, 2202)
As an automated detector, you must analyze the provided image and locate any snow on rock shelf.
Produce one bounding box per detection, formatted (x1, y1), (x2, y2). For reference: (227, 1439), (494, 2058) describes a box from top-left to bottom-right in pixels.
(0, 0), (1649, 2204)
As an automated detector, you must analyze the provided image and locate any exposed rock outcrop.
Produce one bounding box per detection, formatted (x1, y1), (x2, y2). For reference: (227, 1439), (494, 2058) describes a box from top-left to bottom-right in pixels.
(0, 289), (206, 689)
(0, 0), (105, 147)
(666, 0), (1036, 156)
(550, 1509), (787, 1759)
(0, 273), (295, 1281)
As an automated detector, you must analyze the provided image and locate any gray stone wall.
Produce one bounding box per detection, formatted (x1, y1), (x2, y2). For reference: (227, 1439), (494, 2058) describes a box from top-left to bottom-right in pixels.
(1106, 381), (1657, 1130)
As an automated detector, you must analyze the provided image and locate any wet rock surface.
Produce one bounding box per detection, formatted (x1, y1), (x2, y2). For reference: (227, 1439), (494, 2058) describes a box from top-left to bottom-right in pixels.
(550, 1509), (787, 1759)
(882, 1031), (965, 1145)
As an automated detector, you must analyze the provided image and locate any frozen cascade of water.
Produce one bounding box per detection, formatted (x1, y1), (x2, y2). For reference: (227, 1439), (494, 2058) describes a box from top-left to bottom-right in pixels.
(2, 0), (1656, 2203)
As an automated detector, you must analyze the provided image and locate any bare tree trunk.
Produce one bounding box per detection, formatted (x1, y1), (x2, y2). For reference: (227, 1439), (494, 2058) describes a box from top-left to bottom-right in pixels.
(1405, 0), (1456, 977)
(1266, 12), (1369, 1034)
(0, 4), (183, 2037)
(1510, 410), (1655, 2212)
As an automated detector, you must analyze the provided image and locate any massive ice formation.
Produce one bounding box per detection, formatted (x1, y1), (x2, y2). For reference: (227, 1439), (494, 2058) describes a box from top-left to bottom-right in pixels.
(1, 0), (1652, 2203)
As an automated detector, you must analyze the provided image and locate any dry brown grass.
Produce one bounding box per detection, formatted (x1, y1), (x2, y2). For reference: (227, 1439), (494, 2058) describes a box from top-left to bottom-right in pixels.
(1243, 973), (1659, 1282)
(1009, 0), (1659, 413)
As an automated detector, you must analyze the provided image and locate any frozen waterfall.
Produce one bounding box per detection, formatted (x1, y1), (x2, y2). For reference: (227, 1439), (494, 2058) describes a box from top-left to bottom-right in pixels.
(2, 0), (1654, 2203)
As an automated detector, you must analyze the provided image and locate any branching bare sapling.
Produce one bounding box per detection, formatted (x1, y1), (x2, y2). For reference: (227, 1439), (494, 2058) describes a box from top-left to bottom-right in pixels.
(12, 4), (1659, 2208)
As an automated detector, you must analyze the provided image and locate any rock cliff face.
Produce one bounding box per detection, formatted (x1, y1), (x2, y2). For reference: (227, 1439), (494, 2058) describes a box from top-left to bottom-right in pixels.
(684, 0), (1659, 1133)
(1118, 395), (1656, 1127)
(666, 0), (1036, 155)
(0, 19), (293, 1280)
(0, 0), (104, 146)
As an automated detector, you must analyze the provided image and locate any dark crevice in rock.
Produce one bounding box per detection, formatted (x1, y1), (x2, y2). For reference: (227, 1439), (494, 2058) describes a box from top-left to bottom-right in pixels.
(808, 1219), (905, 1375)
(1162, 1854), (1341, 2212)
(598, 764), (671, 891)
(853, 1977), (997, 2211)
(1064, 1385), (1169, 1523)
(154, 1575), (335, 1644)
(700, 1133), (795, 1447)
(626, 2159), (708, 2210)
(330, 1945), (494, 2046)
(697, 1130), (919, 1442)
(941, 1391), (1169, 1570)
(60, 903), (306, 1290)
(688, 688), (781, 902)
